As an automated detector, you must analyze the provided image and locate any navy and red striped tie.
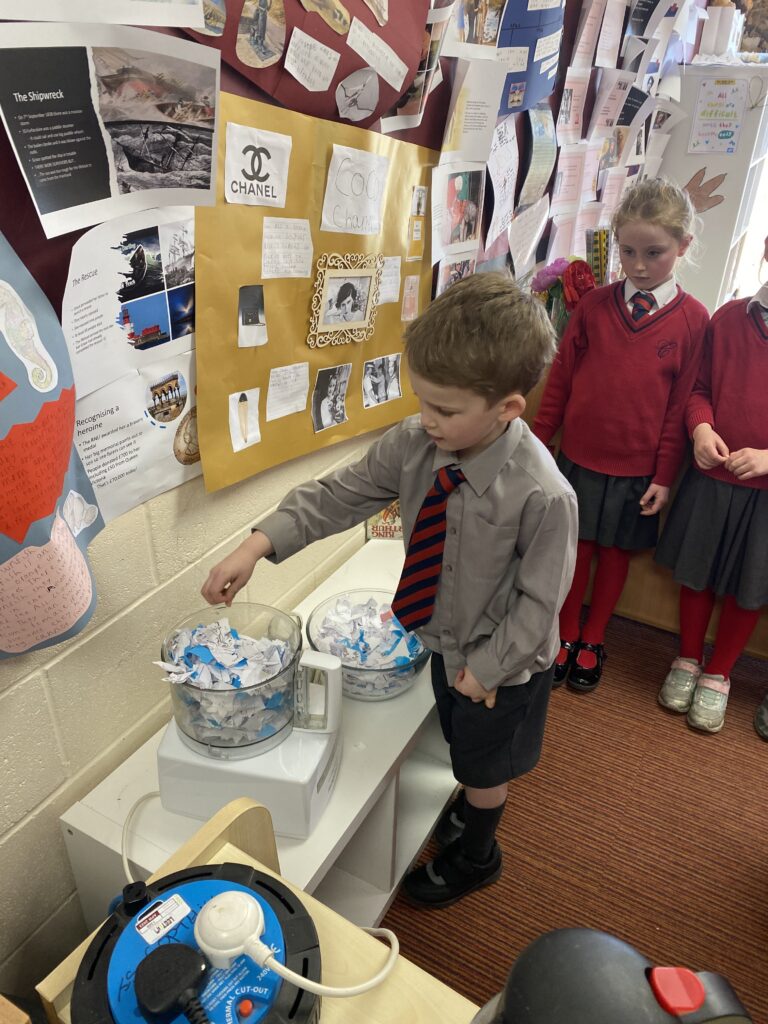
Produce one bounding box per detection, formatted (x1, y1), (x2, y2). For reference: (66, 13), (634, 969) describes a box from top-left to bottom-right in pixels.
(392, 465), (465, 631)
(631, 290), (655, 321)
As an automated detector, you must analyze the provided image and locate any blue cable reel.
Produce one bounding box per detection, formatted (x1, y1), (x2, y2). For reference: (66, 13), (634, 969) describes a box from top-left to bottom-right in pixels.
(71, 863), (321, 1024)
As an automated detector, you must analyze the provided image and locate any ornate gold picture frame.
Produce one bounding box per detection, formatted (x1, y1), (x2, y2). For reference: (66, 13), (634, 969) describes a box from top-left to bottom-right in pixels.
(308, 252), (384, 348)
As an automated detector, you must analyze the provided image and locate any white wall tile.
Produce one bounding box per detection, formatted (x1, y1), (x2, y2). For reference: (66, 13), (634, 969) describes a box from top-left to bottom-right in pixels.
(0, 677), (66, 834)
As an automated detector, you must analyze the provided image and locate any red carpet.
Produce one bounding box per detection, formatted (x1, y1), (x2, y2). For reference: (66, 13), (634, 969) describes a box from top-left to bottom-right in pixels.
(382, 615), (768, 1022)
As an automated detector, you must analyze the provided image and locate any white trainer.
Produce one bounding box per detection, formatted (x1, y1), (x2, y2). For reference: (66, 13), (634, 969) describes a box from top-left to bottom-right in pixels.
(687, 674), (730, 733)
(658, 658), (701, 713)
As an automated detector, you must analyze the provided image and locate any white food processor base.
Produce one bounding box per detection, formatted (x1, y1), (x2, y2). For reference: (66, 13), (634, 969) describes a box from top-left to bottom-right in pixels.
(157, 720), (342, 838)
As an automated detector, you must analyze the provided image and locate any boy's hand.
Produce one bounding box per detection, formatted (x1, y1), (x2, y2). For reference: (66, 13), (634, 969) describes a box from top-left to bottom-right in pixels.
(454, 666), (496, 708)
(201, 531), (274, 606)
(639, 483), (669, 516)
(692, 422), (729, 469)
(725, 447), (768, 480)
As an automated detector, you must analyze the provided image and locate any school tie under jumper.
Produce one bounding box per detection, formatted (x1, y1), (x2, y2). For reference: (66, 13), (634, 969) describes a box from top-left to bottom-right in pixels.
(631, 290), (656, 321)
(392, 465), (466, 631)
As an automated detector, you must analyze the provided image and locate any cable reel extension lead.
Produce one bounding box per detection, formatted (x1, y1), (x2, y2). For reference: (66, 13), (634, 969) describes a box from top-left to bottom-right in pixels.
(193, 889), (399, 998)
(131, 889), (398, 1024)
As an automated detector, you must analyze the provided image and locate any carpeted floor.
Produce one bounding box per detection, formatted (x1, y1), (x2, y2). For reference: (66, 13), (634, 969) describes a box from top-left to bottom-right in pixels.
(382, 614), (768, 1023)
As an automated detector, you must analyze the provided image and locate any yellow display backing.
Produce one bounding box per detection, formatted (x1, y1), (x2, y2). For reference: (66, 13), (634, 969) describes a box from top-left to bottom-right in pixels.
(196, 91), (437, 492)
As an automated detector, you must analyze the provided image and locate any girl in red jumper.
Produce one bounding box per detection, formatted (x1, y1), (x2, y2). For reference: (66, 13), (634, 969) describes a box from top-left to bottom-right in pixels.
(655, 234), (768, 736)
(533, 179), (709, 692)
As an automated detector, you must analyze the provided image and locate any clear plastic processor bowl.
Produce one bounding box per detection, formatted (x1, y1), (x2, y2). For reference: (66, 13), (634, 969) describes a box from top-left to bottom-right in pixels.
(160, 603), (302, 756)
(306, 589), (430, 701)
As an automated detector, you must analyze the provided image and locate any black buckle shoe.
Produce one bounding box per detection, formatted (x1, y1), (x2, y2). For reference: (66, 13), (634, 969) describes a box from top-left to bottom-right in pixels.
(568, 642), (606, 692)
(433, 790), (465, 848)
(403, 839), (502, 908)
(553, 639), (579, 688)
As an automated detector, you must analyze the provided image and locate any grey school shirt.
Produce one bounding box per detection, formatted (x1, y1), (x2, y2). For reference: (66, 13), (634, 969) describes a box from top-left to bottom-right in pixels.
(257, 415), (578, 692)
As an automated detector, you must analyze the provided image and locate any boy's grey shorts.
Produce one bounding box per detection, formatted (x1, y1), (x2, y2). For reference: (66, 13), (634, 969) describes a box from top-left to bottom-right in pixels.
(430, 653), (553, 789)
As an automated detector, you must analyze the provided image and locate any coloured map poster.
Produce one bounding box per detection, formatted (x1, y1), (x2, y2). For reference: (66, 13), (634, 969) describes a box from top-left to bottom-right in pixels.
(0, 23), (219, 238)
(0, 0), (205, 26)
(0, 232), (104, 660)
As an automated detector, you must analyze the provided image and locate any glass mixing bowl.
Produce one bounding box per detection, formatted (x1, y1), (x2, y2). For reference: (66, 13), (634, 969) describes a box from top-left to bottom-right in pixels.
(306, 589), (430, 701)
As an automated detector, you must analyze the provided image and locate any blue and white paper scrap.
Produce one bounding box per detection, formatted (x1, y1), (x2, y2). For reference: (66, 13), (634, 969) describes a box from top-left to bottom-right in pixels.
(156, 619), (293, 746)
(312, 596), (426, 698)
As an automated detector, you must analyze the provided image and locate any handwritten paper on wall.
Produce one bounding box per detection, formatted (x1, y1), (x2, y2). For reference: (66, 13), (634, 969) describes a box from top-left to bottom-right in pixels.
(1, 231), (103, 659)
(321, 144), (390, 235)
(346, 17), (407, 90)
(688, 77), (747, 156)
(284, 27), (341, 92)
(262, 218), (314, 278)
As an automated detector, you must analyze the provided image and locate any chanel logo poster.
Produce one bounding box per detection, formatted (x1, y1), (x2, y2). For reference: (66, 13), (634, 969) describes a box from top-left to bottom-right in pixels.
(224, 121), (292, 208)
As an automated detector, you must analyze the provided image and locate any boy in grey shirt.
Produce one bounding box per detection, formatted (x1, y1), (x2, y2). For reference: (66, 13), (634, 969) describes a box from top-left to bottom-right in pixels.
(202, 272), (577, 908)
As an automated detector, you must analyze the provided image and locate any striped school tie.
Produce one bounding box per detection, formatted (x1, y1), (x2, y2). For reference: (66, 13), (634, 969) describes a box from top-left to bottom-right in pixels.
(631, 290), (655, 321)
(392, 465), (466, 631)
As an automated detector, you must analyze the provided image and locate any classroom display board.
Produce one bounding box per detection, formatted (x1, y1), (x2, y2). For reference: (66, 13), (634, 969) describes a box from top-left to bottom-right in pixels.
(195, 90), (434, 493)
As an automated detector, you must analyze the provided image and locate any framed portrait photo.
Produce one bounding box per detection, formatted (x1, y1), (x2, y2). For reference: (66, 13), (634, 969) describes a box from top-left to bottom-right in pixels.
(308, 252), (384, 347)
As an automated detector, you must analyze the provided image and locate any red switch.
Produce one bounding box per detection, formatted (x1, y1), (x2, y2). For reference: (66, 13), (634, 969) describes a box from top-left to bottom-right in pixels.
(237, 999), (254, 1019)
(649, 967), (707, 1015)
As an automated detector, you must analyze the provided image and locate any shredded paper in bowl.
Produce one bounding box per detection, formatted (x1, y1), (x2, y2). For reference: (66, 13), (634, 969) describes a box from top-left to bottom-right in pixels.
(155, 619), (295, 746)
(313, 596), (426, 698)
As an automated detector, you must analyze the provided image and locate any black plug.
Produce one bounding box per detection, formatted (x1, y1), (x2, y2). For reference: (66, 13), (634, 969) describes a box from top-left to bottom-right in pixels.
(134, 943), (212, 1024)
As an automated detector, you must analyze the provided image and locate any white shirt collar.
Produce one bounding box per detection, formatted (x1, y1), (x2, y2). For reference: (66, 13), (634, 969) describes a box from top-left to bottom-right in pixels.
(623, 276), (678, 311)
(747, 283), (768, 313)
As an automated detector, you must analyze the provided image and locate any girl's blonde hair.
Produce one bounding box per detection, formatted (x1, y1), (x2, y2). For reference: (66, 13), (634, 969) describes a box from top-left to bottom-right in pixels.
(612, 178), (696, 243)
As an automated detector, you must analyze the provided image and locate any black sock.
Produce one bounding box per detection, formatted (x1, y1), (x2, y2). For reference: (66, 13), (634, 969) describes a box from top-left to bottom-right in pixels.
(446, 789), (465, 827)
(460, 800), (505, 863)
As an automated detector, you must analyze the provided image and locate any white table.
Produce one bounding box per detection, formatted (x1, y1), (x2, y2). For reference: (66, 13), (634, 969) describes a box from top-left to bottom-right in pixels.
(61, 541), (457, 931)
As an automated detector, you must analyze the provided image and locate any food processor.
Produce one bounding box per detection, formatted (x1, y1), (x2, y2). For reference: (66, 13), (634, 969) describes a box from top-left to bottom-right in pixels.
(156, 603), (343, 838)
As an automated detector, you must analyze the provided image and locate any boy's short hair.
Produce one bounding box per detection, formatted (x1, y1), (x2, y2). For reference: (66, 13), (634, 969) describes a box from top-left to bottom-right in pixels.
(404, 271), (556, 401)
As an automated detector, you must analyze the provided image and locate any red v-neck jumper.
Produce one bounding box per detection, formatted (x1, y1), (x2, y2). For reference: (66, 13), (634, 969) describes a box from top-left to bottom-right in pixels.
(686, 299), (768, 491)
(533, 282), (709, 487)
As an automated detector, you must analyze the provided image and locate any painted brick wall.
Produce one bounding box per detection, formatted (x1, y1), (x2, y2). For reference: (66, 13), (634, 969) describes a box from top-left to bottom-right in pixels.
(0, 434), (376, 996)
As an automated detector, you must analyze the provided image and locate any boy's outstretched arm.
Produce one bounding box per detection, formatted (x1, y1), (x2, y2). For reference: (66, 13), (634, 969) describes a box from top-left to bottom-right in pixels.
(201, 530), (274, 605)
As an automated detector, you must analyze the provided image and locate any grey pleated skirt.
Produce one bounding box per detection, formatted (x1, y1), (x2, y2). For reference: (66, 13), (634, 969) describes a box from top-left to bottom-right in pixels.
(655, 467), (768, 610)
(557, 452), (658, 550)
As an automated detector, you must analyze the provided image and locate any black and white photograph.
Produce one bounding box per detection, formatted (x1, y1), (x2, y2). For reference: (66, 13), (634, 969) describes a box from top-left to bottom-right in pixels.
(320, 274), (374, 329)
(91, 46), (216, 195)
(308, 253), (383, 348)
(362, 354), (402, 409)
(159, 216), (195, 289)
(238, 284), (268, 347)
(311, 363), (351, 432)
(411, 185), (428, 217)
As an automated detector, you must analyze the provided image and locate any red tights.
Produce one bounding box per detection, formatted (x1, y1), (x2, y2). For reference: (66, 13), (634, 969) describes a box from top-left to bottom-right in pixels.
(558, 541), (631, 668)
(679, 586), (760, 678)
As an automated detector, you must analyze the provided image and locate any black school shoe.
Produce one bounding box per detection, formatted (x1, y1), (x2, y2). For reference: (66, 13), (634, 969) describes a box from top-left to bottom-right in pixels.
(553, 639), (579, 687)
(567, 642), (606, 692)
(402, 839), (502, 909)
(433, 791), (465, 847)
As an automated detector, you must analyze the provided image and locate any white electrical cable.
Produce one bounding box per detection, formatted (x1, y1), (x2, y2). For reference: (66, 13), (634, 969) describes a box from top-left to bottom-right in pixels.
(251, 926), (399, 997)
(121, 791), (160, 884)
(194, 890), (399, 997)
